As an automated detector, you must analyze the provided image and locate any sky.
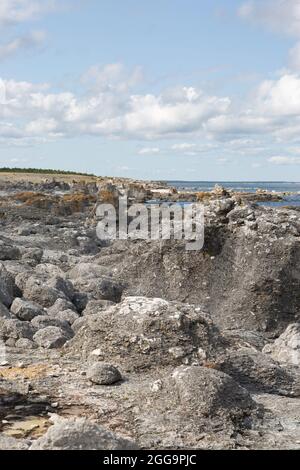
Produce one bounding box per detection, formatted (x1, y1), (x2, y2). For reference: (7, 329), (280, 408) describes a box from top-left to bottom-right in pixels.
(0, 0), (300, 181)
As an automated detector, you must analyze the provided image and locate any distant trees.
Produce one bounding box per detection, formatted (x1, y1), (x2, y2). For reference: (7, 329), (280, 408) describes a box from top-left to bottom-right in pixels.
(0, 167), (95, 177)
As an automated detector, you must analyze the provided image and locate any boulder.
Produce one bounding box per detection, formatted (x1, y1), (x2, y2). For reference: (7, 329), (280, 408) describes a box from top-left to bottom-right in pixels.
(263, 323), (300, 366)
(87, 363), (122, 385)
(55, 309), (79, 326)
(217, 349), (300, 397)
(30, 417), (137, 450)
(173, 365), (255, 420)
(0, 264), (17, 308)
(83, 299), (115, 316)
(23, 276), (67, 308)
(0, 302), (11, 319)
(47, 276), (75, 301)
(0, 318), (36, 343)
(22, 248), (43, 265)
(33, 326), (69, 349)
(15, 338), (37, 349)
(11, 298), (45, 321)
(47, 298), (77, 317)
(31, 316), (73, 339)
(68, 264), (123, 302)
(67, 296), (222, 372)
(72, 317), (86, 334)
(0, 241), (21, 261)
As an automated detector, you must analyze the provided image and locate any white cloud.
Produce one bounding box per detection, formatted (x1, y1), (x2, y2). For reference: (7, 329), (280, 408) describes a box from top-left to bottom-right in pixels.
(138, 147), (161, 155)
(0, 30), (46, 60)
(171, 143), (196, 151)
(256, 74), (300, 116)
(268, 156), (300, 165)
(123, 90), (230, 139)
(0, 71), (231, 143)
(3, 63), (300, 164)
(82, 63), (143, 93)
(238, 1), (300, 37)
(0, 0), (59, 26)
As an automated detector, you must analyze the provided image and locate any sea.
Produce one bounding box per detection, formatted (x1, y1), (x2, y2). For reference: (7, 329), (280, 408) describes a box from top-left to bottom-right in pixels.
(166, 181), (300, 207)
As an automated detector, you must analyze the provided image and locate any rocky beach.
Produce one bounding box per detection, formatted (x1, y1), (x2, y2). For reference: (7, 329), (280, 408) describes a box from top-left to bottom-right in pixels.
(0, 172), (299, 450)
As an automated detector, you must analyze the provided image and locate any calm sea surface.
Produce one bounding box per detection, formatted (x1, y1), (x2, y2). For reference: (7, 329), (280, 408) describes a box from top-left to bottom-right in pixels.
(166, 181), (300, 207)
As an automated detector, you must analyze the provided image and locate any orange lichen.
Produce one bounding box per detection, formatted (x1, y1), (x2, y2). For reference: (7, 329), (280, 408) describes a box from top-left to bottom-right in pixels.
(0, 364), (53, 380)
(196, 192), (211, 202)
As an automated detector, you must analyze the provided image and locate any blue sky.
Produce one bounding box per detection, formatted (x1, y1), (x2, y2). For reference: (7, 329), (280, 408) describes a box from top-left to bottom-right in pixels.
(1, 0), (300, 180)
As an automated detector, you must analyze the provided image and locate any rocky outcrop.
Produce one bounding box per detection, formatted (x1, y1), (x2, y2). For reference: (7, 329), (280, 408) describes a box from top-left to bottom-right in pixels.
(67, 296), (224, 371)
(0, 176), (300, 450)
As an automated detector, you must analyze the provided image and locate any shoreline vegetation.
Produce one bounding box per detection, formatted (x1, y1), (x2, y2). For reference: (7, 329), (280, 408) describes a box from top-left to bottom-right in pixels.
(0, 167), (96, 177)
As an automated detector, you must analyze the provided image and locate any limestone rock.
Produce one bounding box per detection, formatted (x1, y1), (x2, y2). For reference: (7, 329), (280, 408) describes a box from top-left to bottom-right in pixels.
(11, 298), (45, 321)
(30, 418), (137, 450)
(263, 323), (300, 366)
(33, 326), (69, 349)
(87, 363), (122, 385)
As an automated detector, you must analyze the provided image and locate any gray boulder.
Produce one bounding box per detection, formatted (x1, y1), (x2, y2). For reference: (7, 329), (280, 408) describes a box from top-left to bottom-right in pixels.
(55, 309), (79, 326)
(83, 299), (115, 316)
(33, 326), (69, 349)
(68, 296), (222, 372)
(23, 276), (67, 308)
(263, 323), (300, 366)
(30, 417), (137, 450)
(31, 316), (73, 339)
(87, 363), (122, 385)
(0, 302), (11, 319)
(47, 298), (77, 316)
(15, 338), (37, 349)
(0, 318), (35, 343)
(173, 365), (256, 420)
(0, 264), (18, 307)
(217, 349), (300, 397)
(72, 317), (86, 334)
(0, 241), (20, 261)
(11, 298), (45, 321)
(47, 276), (75, 301)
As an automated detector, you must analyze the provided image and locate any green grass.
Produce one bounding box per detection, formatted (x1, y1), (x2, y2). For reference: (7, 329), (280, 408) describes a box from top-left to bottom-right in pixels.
(0, 167), (96, 177)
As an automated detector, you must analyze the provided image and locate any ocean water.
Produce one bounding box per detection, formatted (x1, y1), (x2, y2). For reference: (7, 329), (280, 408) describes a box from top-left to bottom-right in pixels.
(166, 181), (300, 207)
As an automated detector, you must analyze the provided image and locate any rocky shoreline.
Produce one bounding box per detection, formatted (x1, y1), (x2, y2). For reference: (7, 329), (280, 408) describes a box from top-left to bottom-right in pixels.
(0, 173), (300, 450)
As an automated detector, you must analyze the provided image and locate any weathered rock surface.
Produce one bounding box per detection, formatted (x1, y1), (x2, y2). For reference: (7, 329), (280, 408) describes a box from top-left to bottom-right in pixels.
(11, 298), (45, 321)
(173, 365), (256, 422)
(68, 296), (223, 371)
(1, 178), (300, 450)
(0, 264), (18, 308)
(217, 349), (300, 397)
(0, 302), (11, 319)
(263, 323), (300, 366)
(30, 418), (137, 450)
(0, 318), (35, 344)
(87, 363), (122, 385)
(0, 434), (30, 450)
(33, 326), (69, 349)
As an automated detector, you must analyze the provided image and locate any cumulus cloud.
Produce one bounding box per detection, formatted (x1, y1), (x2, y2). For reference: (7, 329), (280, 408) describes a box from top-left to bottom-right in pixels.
(0, 69), (231, 144)
(3, 62), (300, 161)
(238, 1), (300, 37)
(0, 30), (46, 60)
